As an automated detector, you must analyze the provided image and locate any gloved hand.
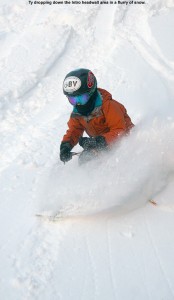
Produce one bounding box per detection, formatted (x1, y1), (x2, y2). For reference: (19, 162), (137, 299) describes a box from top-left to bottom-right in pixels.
(95, 136), (107, 150)
(79, 136), (107, 151)
(60, 142), (73, 163)
(79, 137), (96, 150)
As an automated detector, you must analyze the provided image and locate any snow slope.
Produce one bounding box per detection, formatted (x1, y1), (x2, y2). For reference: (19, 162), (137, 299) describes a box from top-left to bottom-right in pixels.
(0, 0), (174, 299)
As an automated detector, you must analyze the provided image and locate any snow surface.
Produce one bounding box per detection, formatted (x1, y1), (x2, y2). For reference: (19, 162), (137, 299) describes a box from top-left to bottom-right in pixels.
(0, 0), (174, 299)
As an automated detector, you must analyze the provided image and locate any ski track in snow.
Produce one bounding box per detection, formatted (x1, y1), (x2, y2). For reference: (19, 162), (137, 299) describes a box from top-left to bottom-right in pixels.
(0, 1), (174, 299)
(146, 223), (174, 298)
(144, 211), (174, 299)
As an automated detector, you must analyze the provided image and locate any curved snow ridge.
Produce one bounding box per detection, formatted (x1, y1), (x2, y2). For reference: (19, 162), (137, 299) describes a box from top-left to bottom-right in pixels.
(111, 5), (174, 82)
(0, 24), (72, 119)
(129, 34), (174, 82)
(0, 4), (25, 58)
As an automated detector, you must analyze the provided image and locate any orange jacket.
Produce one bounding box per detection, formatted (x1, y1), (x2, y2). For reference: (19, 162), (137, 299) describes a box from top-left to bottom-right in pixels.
(62, 88), (134, 147)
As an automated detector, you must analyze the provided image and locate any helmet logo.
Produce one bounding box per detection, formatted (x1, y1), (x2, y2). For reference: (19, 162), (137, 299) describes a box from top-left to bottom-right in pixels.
(87, 71), (95, 88)
(63, 76), (81, 93)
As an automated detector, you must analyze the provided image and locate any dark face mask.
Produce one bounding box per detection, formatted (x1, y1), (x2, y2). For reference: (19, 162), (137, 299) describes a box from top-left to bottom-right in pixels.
(75, 89), (98, 116)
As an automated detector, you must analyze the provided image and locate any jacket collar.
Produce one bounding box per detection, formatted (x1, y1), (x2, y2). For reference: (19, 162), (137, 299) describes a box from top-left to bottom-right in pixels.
(72, 90), (102, 114)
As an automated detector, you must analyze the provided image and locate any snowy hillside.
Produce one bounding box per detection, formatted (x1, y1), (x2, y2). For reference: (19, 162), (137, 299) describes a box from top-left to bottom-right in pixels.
(0, 0), (174, 299)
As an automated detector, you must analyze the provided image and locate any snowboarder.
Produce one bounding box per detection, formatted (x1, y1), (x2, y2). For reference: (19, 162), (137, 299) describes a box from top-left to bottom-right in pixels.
(60, 68), (134, 164)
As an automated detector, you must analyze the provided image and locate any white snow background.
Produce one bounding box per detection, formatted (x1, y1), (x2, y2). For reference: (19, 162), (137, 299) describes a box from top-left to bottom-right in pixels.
(0, 0), (174, 299)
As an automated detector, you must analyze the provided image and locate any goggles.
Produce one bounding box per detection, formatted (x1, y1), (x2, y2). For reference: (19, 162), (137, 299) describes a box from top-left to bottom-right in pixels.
(67, 93), (90, 106)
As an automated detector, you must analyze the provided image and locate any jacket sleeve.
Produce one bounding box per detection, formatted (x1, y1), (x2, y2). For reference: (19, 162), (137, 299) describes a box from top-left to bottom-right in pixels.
(101, 100), (127, 145)
(62, 117), (84, 147)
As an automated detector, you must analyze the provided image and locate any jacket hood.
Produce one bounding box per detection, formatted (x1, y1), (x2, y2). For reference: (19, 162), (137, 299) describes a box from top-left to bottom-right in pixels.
(98, 88), (112, 101)
(98, 88), (112, 111)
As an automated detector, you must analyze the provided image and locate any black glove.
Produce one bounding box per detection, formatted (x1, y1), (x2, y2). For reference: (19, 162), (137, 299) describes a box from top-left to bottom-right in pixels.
(60, 142), (73, 163)
(79, 136), (107, 151)
(95, 136), (107, 150)
(79, 137), (96, 150)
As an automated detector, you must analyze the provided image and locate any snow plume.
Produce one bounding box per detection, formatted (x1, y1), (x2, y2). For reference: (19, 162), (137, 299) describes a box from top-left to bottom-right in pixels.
(37, 117), (174, 218)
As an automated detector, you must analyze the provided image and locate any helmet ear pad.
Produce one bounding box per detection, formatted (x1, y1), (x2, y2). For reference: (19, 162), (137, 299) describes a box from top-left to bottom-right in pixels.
(63, 68), (97, 97)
